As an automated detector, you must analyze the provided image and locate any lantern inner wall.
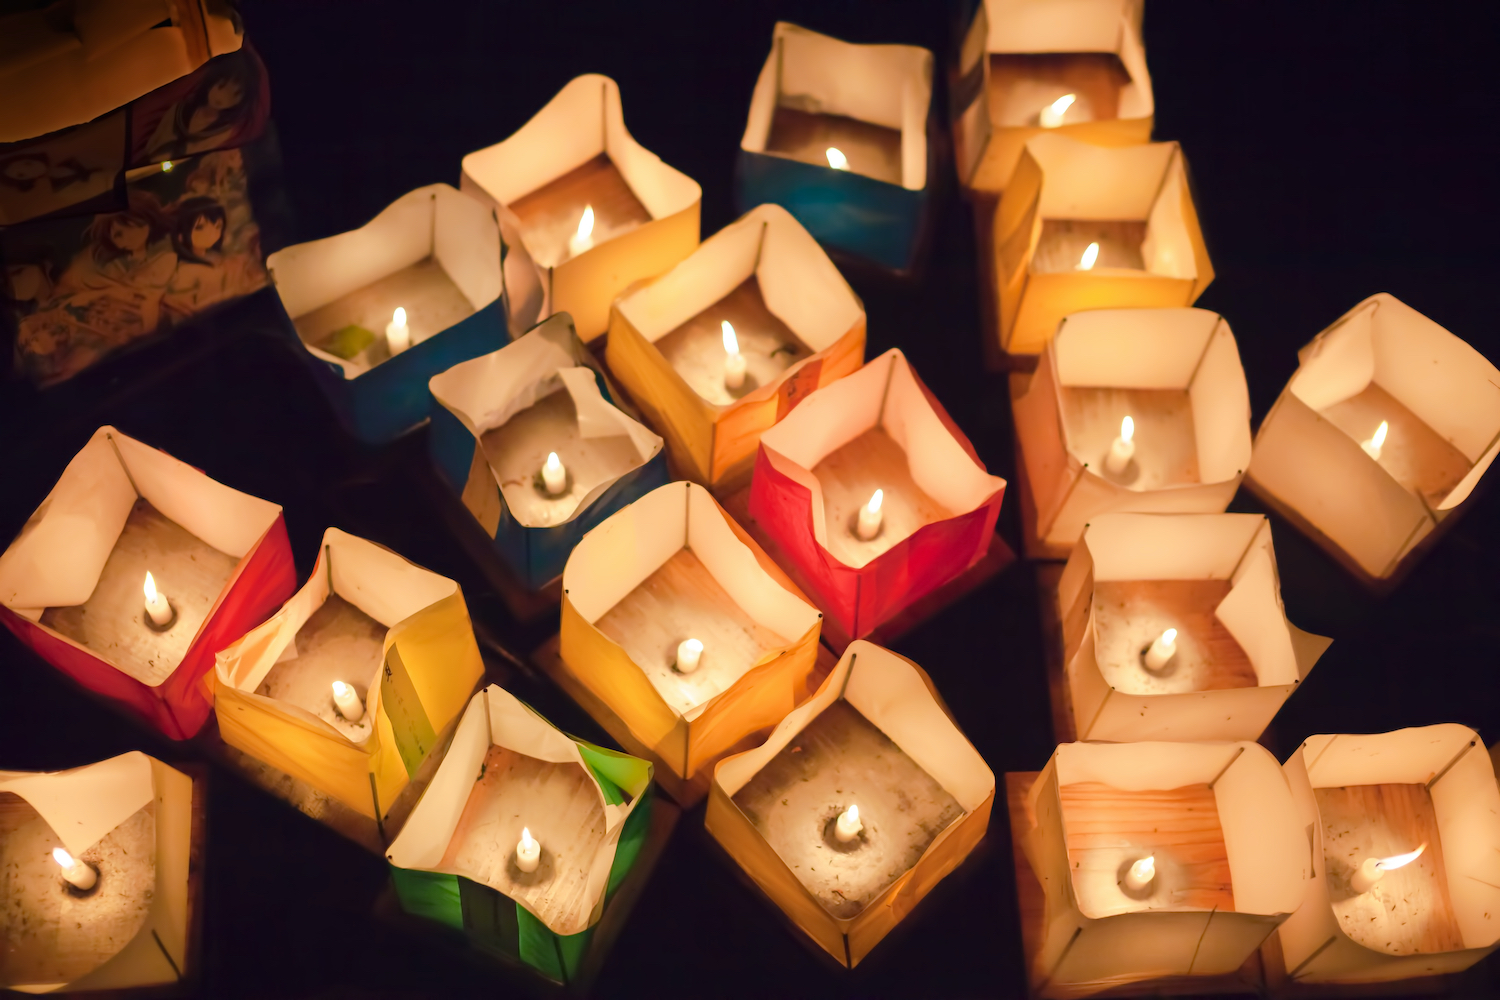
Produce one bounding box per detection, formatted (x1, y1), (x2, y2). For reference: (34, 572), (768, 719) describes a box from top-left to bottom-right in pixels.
(509, 154), (651, 269)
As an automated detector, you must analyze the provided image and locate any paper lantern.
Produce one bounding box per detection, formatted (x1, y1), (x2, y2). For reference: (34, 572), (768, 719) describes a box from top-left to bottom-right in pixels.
(1246, 294), (1500, 590)
(991, 134), (1213, 360)
(386, 684), (654, 986)
(737, 22), (935, 273)
(265, 183), (509, 445)
(0, 426), (294, 740)
(749, 348), (1005, 647)
(460, 74), (701, 342)
(706, 640), (994, 968)
(556, 480), (823, 799)
(0, 752), (199, 993)
(951, 0), (1154, 194)
(605, 203), (866, 490)
(429, 313), (668, 592)
(213, 528), (485, 835)
(1012, 308), (1250, 557)
(1057, 513), (1330, 742)
(1020, 740), (1306, 994)
(1275, 725), (1500, 984)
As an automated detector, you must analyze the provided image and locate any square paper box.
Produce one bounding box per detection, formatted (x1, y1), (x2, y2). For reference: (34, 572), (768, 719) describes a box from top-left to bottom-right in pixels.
(993, 134), (1213, 359)
(951, 0), (1154, 195)
(737, 23), (935, 274)
(558, 481), (823, 794)
(1246, 293), (1500, 590)
(1012, 308), (1250, 557)
(0, 752), (197, 994)
(213, 528), (485, 832)
(1276, 725), (1500, 984)
(750, 348), (1006, 646)
(386, 685), (654, 986)
(429, 313), (668, 593)
(0, 426), (294, 740)
(265, 183), (509, 445)
(1022, 741), (1305, 994)
(1058, 513), (1330, 743)
(461, 74), (701, 343)
(705, 641), (994, 968)
(606, 203), (866, 490)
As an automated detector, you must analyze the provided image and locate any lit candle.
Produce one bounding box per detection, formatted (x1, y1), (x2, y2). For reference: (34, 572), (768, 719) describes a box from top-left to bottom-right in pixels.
(1103, 415), (1135, 474)
(855, 489), (884, 541)
(825, 147), (849, 171)
(1038, 93), (1077, 129)
(1361, 419), (1389, 461)
(52, 847), (97, 891)
(568, 204), (595, 257)
(1122, 854), (1155, 892)
(676, 637), (704, 674)
(1142, 628), (1178, 672)
(516, 826), (540, 873)
(541, 451), (567, 496)
(722, 320), (747, 390)
(143, 571), (172, 627)
(1077, 241), (1100, 271)
(385, 307), (410, 355)
(161, 160), (174, 173)
(834, 803), (862, 843)
(1350, 842), (1426, 894)
(331, 680), (365, 723)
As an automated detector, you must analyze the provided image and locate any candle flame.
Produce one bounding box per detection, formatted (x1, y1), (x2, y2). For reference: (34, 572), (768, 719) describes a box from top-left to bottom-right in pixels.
(866, 489), (883, 516)
(825, 147), (849, 170)
(52, 847), (74, 868)
(1376, 842), (1426, 872)
(332, 681), (350, 698)
(1371, 420), (1388, 450)
(722, 320), (739, 356)
(1040, 93), (1077, 128)
(1120, 415), (1134, 443)
(1131, 855), (1155, 882)
(521, 827), (537, 850)
(143, 571), (159, 603)
(392, 307), (406, 327)
(1078, 241), (1100, 271)
(1160, 628), (1177, 646)
(576, 205), (594, 241)
(544, 452), (563, 476)
(161, 160), (174, 172)
(844, 804), (859, 824)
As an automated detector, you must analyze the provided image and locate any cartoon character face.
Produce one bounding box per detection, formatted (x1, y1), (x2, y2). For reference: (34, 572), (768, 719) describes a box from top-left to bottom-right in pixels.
(191, 214), (225, 252)
(5, 263), (47, 301)
(206, 78), (245, 111)
(2, 157), (48, 181)
(110, 217), (151, 252)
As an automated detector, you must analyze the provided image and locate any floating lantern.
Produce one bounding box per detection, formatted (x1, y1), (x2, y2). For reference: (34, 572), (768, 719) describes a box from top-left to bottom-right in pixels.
(460, 74), (701, 342)
(1012, 307), (1250, 557)
(1018, 740), (1306, 993)
(738, 22), (935, 273)
(1057, 513), (1330, 742)
(213, 529), (485, 840)
(706, 640), (994, 967)
(1275, 725), (1500, 983)
(750, 348), (1005, 647)
(1246, 293), (1500, 590)
(989, 134), (1213, 361)
(0, 753), (199, 992)
(266, 183), (508, 445)
(386, 684), (654, 986)
(606, 203), (866, 490)
(0, 426), (294, 739)
(429, 313), (668, 593)
(555, 480), (823, 803)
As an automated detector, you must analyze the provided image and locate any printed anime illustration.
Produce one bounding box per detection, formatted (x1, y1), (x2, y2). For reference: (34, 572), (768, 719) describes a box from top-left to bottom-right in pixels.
(0, 112), (126, 226)
(5, 148), (267, 386)
(131, 46), (270, 167)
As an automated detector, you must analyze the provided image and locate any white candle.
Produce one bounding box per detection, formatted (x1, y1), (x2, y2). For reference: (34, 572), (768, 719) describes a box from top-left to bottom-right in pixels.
(331, 680), (365, 723)
(676, 637), (704, 674)
(385, 307), (410, 355)
(825, 147), (849, 171)
(1143, 628), (1178, 671)
(516, 827), (540, 873)
(143, 571), (172, 626)
(1350, 842), (1426, 894)
(1104, 415), (1135, 474)
(541, 451), (567, 496)
(1077, 241), (1100, 271)
(568, 204), (595, 257)
(834, 803), (862, 843)
(855, 489), (884, 541)
(722, 320), (747, 390)
(1122, 854), (1155, 892)
(1038, 93), (1078, 129)
(1361, 419), (1389, 461)
(53, 847), (97, 891)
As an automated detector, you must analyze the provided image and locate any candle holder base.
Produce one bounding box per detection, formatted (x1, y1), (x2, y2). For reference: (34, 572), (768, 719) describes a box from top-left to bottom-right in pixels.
(532, 467), (575, 501)
(822, 814), (866, 854)
(60, 866), (102, 898)
(143, 600), (178, 633)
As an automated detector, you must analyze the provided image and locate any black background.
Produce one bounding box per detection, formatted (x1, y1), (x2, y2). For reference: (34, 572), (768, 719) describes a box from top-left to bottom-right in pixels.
(4, 2), (1500, 997)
